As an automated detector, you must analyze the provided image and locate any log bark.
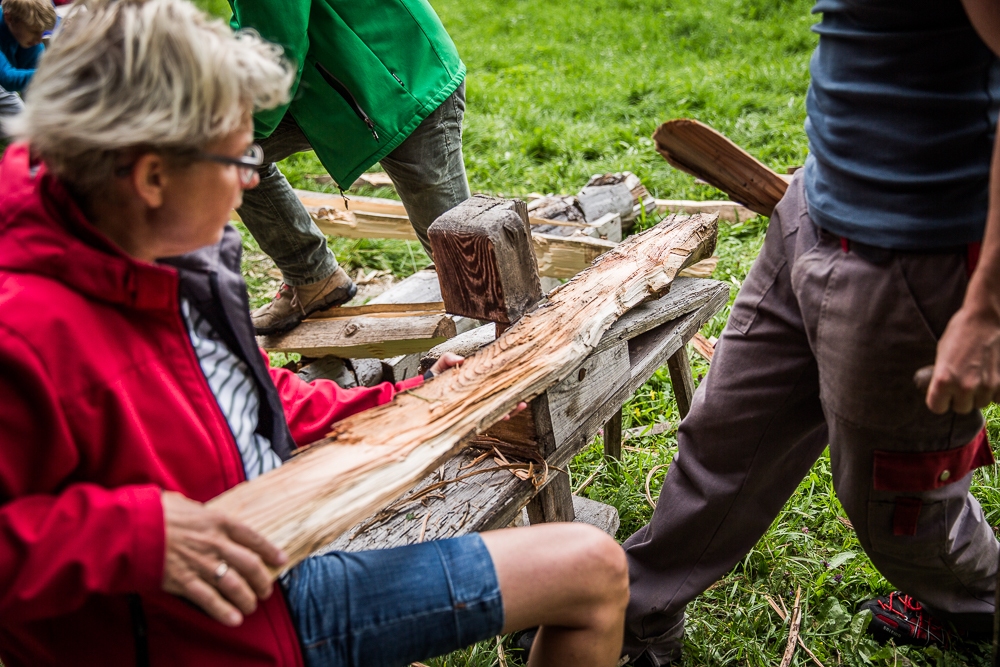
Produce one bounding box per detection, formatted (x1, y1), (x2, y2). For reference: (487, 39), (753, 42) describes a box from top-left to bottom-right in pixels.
(209, 213), (718, 574)
(652, 119), (790, 217)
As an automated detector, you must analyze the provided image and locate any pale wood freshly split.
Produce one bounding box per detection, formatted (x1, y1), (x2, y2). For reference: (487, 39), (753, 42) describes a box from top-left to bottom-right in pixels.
(209, 213), (718, 574)
(653, 118), (790, 217)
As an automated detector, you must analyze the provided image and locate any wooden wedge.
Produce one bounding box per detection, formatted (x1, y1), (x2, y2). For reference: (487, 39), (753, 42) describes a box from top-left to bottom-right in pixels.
(652, 118), (790, 216)
(210, 212), (719, 573)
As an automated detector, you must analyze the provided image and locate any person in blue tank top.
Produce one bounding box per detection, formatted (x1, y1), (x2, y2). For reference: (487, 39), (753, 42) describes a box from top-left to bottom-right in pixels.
(617, 1), (1000, 664)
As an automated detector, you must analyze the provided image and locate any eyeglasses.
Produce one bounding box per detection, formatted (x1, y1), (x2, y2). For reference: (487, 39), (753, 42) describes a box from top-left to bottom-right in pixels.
(114, 143), (264, 185)
(193, 143), (264, 186)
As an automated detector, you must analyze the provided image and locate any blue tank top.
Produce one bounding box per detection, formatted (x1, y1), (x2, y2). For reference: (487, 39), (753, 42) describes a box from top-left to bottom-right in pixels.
(804, 0), (1000, 250)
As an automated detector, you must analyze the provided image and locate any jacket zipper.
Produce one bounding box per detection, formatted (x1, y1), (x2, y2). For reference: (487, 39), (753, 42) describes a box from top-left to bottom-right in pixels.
(172, 297), (247, 485)
(315, 62), (380, 143)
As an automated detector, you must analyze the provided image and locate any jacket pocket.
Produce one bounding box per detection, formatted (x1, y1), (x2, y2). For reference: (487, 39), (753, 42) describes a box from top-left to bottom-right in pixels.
(314, 62), (380, 143)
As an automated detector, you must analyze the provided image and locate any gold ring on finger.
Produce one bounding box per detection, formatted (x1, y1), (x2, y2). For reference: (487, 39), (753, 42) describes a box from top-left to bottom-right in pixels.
(214, 561), (229, 581)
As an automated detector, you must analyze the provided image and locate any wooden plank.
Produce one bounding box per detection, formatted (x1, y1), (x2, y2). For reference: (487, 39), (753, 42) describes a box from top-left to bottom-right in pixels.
(546, 342), (630, 447)
(319, 449), (534, 553)
(667, 349), (696, 418)
(257, 313), (457, 359)
(297, 190), (408, 217)
(532, 232), (617, 280)
(309, 301), (445, 319)
(209, 213), (718, 573)
(652, 119), (790, 217)
(595, 277), (727, 353)
(656, 199), (755, 224)
(429, 196), (543, 324)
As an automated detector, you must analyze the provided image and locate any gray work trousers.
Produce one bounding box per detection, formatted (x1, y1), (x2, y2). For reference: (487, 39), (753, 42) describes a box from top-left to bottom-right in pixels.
(0, 85), (23, 139)
(623, 173), (997, 662)
(237, 83), (470, 285)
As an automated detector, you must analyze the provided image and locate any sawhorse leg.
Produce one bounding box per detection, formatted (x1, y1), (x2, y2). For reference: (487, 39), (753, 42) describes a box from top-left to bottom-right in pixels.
(527, 471), (575, 523)
(603, 409), (623, 462)
(667, 347), (695, 418)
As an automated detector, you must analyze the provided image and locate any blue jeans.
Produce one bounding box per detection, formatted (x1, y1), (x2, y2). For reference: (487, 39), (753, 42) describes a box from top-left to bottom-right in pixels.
(283, 534), (504, 667)
(238, 83), (471, 285)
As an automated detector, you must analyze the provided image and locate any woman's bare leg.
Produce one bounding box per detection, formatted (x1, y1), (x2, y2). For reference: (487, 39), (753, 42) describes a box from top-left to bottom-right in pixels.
(480, 522), (629, 667)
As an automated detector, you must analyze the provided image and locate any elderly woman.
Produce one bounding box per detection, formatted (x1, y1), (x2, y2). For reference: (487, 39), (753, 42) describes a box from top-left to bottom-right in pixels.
(0, 1), (628, 666)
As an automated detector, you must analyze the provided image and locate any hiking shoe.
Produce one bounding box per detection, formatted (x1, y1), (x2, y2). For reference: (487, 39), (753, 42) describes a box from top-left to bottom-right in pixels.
(252, 267), (357, 335)
(859, 592), (953, 648)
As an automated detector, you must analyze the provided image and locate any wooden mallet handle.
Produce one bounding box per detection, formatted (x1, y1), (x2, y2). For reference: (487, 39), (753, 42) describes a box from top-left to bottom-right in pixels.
(914, 365), (935, 394)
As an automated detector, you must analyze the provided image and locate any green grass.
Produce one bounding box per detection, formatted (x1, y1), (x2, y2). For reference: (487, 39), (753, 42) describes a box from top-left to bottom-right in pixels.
(194, 0), (1000, 663)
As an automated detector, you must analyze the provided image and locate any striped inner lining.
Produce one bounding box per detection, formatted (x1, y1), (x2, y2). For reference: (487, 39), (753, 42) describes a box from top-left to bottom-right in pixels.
(180, 299), (282, 481)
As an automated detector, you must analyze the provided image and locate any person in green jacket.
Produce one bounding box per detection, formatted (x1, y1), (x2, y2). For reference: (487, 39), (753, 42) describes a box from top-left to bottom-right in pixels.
(229, 0), (471, 334)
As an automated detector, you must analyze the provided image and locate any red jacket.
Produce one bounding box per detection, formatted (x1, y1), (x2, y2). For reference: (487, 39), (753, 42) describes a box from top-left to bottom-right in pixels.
(0, 143), (422, 666)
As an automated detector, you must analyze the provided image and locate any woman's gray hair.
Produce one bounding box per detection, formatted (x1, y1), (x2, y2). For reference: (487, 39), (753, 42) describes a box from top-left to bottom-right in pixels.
(8, 0), (294, 193)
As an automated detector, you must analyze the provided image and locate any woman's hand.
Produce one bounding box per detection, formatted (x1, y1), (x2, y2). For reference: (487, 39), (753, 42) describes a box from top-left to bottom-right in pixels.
(161, 491), (288, 627)
(428, 351), (464, 377)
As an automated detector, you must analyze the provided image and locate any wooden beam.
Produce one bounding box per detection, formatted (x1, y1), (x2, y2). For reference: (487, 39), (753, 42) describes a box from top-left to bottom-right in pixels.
(429, 196), (543, 324)
(652, 119), (790, 217)
(209, 213), (719, 573)
(257, 313), (456, 359)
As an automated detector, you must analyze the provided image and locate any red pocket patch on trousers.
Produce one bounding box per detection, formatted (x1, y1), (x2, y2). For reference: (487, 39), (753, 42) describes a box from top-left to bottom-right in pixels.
(873, 428), (993, 493)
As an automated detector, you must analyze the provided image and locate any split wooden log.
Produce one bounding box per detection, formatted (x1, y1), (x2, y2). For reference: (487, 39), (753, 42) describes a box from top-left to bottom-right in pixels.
(652, 118), (790, 217)
(209, 212), (719, 572)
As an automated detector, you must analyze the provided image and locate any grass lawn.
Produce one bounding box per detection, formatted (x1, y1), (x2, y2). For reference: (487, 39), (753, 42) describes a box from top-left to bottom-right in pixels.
(200, 0), (1000, 664)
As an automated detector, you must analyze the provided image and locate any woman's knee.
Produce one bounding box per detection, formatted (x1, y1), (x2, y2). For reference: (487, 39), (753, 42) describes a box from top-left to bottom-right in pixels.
(557, 523), (629, 605)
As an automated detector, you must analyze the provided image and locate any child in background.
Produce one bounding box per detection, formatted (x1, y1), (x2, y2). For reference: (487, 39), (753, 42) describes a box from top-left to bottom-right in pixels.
(0, 0), (55, 127)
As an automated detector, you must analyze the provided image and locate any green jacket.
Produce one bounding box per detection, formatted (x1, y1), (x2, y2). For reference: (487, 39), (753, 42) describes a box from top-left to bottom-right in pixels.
(229, 0), (465, 188)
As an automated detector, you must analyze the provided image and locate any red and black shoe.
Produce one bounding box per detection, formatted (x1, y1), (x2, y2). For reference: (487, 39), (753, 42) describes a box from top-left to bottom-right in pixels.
(859, 592), (954, 648)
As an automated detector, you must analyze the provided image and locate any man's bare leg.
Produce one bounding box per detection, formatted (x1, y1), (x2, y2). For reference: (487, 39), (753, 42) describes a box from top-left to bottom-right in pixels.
(481, 523), (629, 667)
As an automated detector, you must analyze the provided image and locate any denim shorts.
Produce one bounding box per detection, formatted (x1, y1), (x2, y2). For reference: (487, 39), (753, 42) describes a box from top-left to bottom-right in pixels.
(282, 534), (504, 667)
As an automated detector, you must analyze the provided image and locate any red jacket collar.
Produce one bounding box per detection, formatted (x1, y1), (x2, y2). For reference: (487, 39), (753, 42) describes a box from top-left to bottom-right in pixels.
(0, 142), (178, 310)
